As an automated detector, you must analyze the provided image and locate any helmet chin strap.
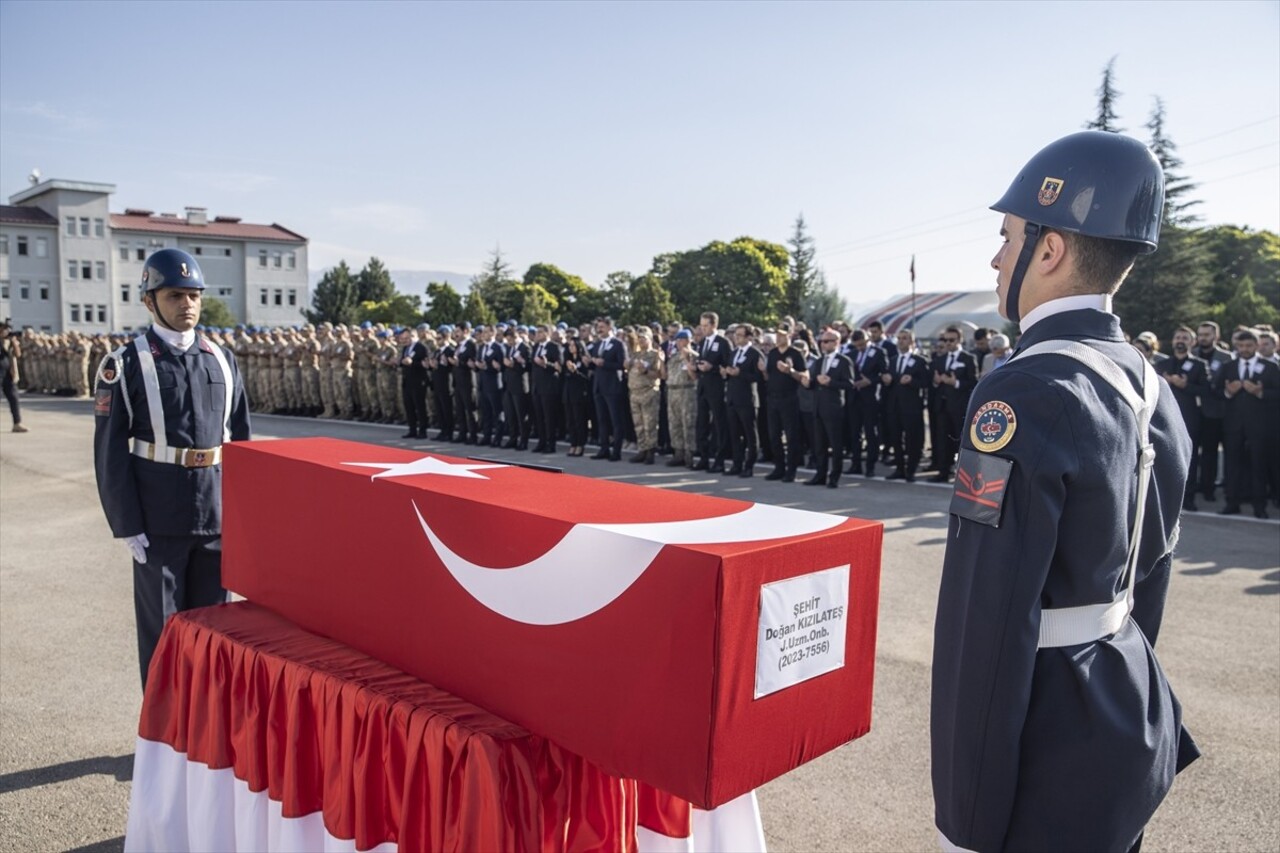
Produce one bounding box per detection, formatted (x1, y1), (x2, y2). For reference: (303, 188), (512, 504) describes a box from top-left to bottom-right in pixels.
(1004, 221), (1043, 325)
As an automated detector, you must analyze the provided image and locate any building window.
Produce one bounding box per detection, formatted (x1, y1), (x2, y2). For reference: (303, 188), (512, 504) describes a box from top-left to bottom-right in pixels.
(39, 283), (49, 300)
(0, 235), (7, 254)
(0, 281), (8, 299)
(70, 304), (81, 323)
(17, 236), (28, 256)
(19, 281), (30, 300)
(35, 236), (48, 257)
(40, 325), (50, 332)
(82, 262), (92, 279)
(217, 287), (233, 297)
(260, 289), (268, 306)
(94, 218), (105, 237)
(287, 252), (297, 269)
(273, 289), (283, 306)
(136, 247), (146, 261)
(258, 249), (268, 268)
(66, 217), (76, 236)
(121, 285), (130, 303)
(193, 246), (203, 255)
(272, 252), (282, 269)
(79, 217), (90, 236)
(98, 305), (107, 323)
(96, 261), (106, 280)
(68, 261), (78, 279)
(224, 248), (232, 257)
(287, 289), (297, 306)
(119, 245), (129, 261)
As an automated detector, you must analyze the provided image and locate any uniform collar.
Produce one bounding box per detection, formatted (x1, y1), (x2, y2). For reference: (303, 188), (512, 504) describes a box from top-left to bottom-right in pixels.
(150, 323), (196, 352)
(1018, 293), (1112, 335)
(1015, 305), (1125, 352)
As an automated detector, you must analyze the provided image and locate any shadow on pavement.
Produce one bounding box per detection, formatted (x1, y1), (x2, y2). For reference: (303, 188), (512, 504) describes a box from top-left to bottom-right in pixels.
(0, 753), (132, 794)
(66, 836), (125, 853)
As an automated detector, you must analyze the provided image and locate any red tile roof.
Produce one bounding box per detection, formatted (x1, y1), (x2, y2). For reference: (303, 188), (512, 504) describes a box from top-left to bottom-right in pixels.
(110, 213), (306, 243)
(0, 205), (58, 226)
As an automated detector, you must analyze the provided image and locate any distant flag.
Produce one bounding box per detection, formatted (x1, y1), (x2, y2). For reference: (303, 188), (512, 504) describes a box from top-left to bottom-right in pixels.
(909, 255), (916, 284)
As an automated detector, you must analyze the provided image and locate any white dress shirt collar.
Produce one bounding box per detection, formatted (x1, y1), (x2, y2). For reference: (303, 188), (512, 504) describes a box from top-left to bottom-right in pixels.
(1019, 293), (1113, 335)
(151, 323), (196, 352)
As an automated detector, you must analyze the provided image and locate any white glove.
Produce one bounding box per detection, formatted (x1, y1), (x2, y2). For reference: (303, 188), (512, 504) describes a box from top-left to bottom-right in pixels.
(124, 533), (150, 564)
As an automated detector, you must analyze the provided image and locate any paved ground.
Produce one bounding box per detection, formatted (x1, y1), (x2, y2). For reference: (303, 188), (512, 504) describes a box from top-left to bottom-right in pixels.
(1, 395), (1277, 852)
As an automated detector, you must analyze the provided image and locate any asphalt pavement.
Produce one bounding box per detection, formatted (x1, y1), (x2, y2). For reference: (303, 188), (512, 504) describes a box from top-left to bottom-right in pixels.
(1, 395), (1277, 852)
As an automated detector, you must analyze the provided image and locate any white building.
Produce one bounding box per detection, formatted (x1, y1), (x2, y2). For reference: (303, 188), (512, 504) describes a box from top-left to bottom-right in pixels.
(0, 178), (308, 333)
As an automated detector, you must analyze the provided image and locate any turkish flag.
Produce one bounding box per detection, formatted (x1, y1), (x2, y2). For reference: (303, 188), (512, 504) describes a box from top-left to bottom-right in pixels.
(223, 438), (883, 808)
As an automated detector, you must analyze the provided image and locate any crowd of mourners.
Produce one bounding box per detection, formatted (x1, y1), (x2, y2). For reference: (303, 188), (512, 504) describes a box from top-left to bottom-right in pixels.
(3, 315), (1277, 514)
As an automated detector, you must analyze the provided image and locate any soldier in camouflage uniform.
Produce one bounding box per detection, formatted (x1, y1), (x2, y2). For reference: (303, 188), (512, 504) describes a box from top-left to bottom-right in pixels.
(331, 325), (355, 419)
(376, 331), (400, 424)
(664, 329), (699, 468)
(357, 327), (382, 421)
(317, 323), (336, 418)
(626, 328), (663, 463)
(299, 325), (321, 416)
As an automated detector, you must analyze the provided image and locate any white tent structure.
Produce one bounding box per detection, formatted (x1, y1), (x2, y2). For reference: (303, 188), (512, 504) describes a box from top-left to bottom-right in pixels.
(853, 291), (1006, 345)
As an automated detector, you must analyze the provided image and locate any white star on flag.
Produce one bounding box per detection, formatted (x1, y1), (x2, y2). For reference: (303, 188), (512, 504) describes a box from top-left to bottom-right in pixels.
(341, 456), (507, 481)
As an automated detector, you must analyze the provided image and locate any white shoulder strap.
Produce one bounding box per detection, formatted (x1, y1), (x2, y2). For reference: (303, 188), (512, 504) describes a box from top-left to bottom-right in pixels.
(133, 336), (169, 459)
(202, 337), (235, 442)
(1012, 340), (1160, 611)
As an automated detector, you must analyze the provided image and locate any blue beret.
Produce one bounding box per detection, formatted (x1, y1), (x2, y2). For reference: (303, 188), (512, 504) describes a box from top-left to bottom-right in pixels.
(675, 328), (692, 340)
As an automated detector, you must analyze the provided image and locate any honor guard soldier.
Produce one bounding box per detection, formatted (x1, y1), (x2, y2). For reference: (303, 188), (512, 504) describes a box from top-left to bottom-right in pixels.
(93, 249), (251, 689)
(932, 131), (1198, 853)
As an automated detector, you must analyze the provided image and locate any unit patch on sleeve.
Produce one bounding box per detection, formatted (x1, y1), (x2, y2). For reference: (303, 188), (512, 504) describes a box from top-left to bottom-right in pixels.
(970, 400), (1017, 452)
(95, 389), (113, 416)
(950, 449), (1013, 527)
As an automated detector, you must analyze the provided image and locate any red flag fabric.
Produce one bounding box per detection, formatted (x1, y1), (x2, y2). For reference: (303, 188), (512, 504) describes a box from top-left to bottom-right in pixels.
(222, 437), (884, 809)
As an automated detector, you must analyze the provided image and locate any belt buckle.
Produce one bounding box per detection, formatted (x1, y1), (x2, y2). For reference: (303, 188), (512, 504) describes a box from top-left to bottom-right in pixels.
(182, 448), (212, 468)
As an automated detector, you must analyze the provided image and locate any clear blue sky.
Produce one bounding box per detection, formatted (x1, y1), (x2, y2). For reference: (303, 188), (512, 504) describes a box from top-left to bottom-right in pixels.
(2, 0), (1276, 311)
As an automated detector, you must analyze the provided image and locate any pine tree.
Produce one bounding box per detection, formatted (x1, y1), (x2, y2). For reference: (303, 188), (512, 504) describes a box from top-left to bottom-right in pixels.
(785, 214), (818, 318)
(1146, 97), (1201, 227)
(799, 270), (848, 330)
(462, 289), (496, 327)
(1085, 57), (1123, 132)
(305, 261), (358, 325)
(354, 257), (396, 304)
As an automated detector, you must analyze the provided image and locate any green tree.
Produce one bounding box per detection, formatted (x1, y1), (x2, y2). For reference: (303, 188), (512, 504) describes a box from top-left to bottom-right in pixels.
(305, 261), (359, 325)
(621, 273), (678, 327)
(354, 257), (396, 304)
(798, 270), (848, 330)
(357, 293), (423, 326)
(661, 237), (789, 327)
(1198, 225), (1280, 312)
(1085, 56), (1123, 132)
(519, 284), (557, 326)
(471, 246), (522, 321)
(462, 289), (496, 327)
(423, 281), (464, 326)
(785, 214), (818, 318)
(200, 296), (238, 327)
(1115, 101), (1207, 338)
(522, 262), (593, 322)
(1210, 275), (1280, 333)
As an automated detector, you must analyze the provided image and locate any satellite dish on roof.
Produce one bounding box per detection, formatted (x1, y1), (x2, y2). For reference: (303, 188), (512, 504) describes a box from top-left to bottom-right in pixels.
(28, 168), (41, 185)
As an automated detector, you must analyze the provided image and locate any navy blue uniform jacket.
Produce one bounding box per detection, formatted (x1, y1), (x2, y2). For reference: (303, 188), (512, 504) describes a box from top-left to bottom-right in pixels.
(931, 308), (1197, 852)
(94, 331), (252, 539)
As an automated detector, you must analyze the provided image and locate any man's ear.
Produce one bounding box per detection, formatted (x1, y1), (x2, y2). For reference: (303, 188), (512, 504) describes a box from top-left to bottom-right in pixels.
(1037, 230), (1068, 276)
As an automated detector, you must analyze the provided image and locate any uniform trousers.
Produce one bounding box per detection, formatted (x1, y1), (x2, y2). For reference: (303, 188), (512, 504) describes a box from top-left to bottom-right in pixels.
(133, 535), (226, 690)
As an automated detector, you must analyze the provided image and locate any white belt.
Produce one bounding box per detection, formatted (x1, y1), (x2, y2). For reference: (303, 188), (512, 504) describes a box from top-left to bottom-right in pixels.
(1038, 595), (1131, 648)
(131, 439), (222, 468)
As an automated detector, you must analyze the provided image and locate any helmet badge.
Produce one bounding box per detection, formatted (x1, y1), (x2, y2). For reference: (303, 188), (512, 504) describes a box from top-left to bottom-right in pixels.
(141, 268), (149, 283)
(180, 262), (191, 277)
(1038, 176), (1064, 206)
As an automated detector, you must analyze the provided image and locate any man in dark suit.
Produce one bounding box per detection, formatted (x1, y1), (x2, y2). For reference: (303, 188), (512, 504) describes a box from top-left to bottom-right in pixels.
(1215, 328), (1280, 518)
(764, 325), (808, 482)
(1191, 321), (1233, 502)
(590, 317), (627, 461)
(1154, 326), (1209, 510)
(429, 325), (455, 441)
(693, 311), (731, 472)
(802, 329), (854, 488)
(867, 320), (899, 467)
(474, 326), (505, 446)
(930, 325), (978, 482)
(723, 324), (763, 477)
(882, 329), (931, 482)
(846, 330), (887, 476)
(451, 323), (478, 444)
(530, 324), (562, 453)
(398, 328), (429, 439)
(500, 328), (531, 449)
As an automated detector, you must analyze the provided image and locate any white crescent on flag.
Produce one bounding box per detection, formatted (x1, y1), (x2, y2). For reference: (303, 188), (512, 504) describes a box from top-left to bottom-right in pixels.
(412, 501), (846, 625)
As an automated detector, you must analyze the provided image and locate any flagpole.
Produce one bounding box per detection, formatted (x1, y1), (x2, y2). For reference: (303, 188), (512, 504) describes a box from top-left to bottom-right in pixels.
(909, 254), (917, 333)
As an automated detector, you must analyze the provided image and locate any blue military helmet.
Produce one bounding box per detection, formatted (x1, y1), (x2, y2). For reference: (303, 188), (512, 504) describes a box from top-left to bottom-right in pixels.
(141, 248), (205, 293)
(991, 130), (1164, 252)
(990, 131), (1164, 323)
(675, 328), (693, 340)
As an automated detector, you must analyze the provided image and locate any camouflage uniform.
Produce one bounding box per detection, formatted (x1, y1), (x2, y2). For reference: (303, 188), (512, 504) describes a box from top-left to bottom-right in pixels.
(331, 328), (355, 419)
(627, 338), (663, 457)
(666, 340), (699, 467)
